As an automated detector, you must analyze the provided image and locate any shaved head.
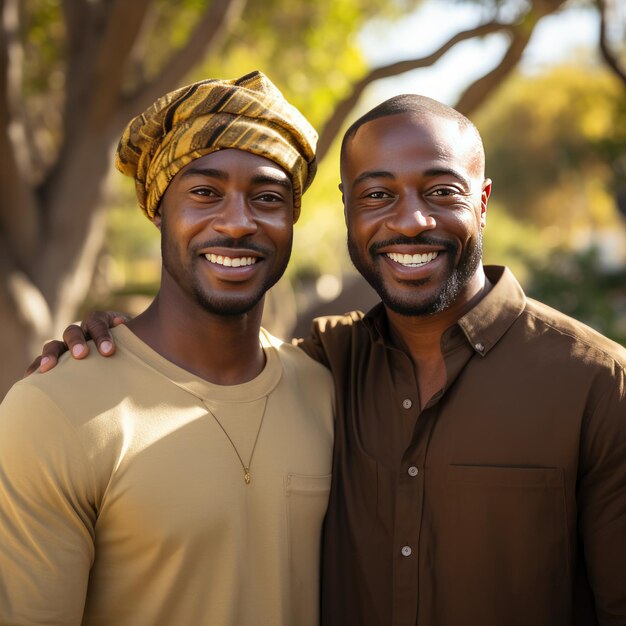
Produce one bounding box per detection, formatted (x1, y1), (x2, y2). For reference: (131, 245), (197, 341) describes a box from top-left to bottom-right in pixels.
(341, 94), (485, 176)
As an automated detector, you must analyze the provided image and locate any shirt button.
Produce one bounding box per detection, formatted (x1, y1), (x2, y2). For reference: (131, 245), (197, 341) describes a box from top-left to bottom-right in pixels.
(402, 398), (412, 409)
(475, 342), (485, 352)
(401, 545), (412, 557)
(408, 466), (419, 477)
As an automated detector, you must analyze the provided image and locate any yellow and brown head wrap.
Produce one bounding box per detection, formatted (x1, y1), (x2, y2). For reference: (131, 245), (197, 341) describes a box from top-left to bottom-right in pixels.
(115, 71), (317, 222)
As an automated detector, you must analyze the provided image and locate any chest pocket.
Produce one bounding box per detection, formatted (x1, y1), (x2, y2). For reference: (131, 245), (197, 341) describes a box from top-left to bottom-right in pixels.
(437, 465), (570, 625)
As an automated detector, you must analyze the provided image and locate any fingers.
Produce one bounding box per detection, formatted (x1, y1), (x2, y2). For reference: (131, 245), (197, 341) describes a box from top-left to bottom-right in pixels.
(62, 323), (92, 360)
(110, 312), (129, 326)
(24, 356), (42, 377)
(23, 308), (128, 377)
(80, 310), (127, 356)
(23, 339), (71, 376)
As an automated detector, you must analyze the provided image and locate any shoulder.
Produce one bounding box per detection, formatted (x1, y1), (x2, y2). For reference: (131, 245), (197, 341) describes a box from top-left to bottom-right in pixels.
(262, 328), (333, 385)
(2, 327), (145, 436)
(310, 310), (368, 335)
(261, 330), (335, 424)
(0, 378), (96, 496)
(522, 298), (626, 371)
(295, 310), (372, 365)
(17, 336), (134, 413)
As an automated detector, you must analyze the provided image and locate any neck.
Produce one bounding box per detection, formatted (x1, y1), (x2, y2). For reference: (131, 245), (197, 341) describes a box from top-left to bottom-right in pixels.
(384, 267), (492, 405)
(127, 277), (266, 386)
(386, 266), (491, 355)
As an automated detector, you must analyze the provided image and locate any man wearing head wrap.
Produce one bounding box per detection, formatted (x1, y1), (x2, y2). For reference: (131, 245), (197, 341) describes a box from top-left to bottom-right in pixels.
(0, 71), (333, 626)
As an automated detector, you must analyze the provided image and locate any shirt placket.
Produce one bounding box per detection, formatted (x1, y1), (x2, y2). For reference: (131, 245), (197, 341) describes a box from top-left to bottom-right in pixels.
(387, 352), (434, 626)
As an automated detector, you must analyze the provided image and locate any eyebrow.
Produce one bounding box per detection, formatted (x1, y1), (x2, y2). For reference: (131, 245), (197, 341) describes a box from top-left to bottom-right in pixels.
(179, 167), (292, 191)
(351, 167), (472, 190)
(179, 167), (228, 181)
(250, 173), (292, 191)
(423, 167), (472, 189)
(351, 170), (395, 189)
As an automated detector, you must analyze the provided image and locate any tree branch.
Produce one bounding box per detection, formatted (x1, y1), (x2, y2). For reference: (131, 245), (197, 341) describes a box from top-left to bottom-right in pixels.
(454, 28), (531, 115)
(316, 20), (514, 162)
(58, 0), (106, 157)
(60, 0), (99, 114)
(115, 0), (248, 127)
(454, 0), (568, 115)
(61, 0), (89, 52)
(89, 0), (153, 126)
(60, 0), (152, 131)
(598, 0), (626, 88)
(42, 1), (151, 207)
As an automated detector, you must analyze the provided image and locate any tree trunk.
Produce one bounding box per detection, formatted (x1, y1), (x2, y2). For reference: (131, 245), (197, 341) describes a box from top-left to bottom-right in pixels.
(0, 251), (48, 397)
(0, 138), (111, 397)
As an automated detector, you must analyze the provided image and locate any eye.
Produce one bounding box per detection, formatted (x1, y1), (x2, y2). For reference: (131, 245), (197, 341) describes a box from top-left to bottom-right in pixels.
(429, 188), (457, 197)
(358, 188), (395, 201)
(255, 192), (285, 203)
(366, 191), (393, 199)
(425, 186), (470, 203)
(190, 186), (219, 198)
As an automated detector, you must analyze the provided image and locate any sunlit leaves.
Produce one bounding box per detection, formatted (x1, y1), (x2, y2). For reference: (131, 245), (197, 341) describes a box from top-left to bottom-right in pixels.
(475, 63), (626, 236)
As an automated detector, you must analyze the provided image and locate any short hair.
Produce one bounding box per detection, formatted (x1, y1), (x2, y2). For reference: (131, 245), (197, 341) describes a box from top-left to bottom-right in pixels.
(341, 94), (485, 169)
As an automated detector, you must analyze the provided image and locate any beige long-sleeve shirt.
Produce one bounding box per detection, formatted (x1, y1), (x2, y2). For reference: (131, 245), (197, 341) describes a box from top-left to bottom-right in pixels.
(0, 326), (334, 626)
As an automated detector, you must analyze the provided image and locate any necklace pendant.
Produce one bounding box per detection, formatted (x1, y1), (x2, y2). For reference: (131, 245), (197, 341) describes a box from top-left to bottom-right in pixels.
(244, 468), (251, 484)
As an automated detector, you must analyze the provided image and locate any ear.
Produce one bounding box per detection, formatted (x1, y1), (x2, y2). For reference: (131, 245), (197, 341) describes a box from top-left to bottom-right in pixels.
(480, 179), (492, 228)
(339, 183), (348, 227)
(152, 209), (162, 231)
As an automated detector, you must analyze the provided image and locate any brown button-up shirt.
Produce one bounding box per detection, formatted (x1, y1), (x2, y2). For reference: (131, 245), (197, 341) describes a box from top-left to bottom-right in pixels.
(299, 266), (626, 626)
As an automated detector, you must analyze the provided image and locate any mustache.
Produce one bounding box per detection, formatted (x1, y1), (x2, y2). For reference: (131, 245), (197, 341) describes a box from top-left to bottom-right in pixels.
(369, 234), (457, 255)
(191, 237), (271, 256)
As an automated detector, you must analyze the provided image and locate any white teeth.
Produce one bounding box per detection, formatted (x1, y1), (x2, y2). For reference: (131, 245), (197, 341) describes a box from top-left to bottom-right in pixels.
(386, 251), (439, 267)
(205, 254), (257, 267)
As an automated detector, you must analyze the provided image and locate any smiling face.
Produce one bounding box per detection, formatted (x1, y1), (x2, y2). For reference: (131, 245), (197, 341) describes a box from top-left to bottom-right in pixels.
(154, 149), (294, 317)
(341, 111), (491, 318)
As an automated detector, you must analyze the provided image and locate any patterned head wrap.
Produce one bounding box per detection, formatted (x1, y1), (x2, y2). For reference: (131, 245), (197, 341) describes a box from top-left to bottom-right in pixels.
(115, 71), (317, 221)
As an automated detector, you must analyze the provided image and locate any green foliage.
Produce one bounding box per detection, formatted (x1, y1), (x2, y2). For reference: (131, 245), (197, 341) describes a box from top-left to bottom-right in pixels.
(475, 62), (626, 343)
(195, 0), (421, 127)
(20, 0), (66, 172)
(125, 0), (220, 84)
(523, 247), (626, 345)
(482, 200), (542, 281)
(474, 64), (626, 239)
(289, 140), (348, 281)
(21, 0), (65, 95)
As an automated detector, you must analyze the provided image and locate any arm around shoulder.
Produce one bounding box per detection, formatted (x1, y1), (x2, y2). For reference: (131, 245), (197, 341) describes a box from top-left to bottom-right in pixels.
(295, 311), (365, 369)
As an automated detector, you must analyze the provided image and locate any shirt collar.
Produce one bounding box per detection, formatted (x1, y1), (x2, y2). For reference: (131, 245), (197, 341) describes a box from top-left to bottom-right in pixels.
(363, 265), (527, 355)
(457, 266), (526, 356)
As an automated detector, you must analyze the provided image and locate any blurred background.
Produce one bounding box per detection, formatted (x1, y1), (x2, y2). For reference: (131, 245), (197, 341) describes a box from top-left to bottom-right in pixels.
(1, 0), (625, 397)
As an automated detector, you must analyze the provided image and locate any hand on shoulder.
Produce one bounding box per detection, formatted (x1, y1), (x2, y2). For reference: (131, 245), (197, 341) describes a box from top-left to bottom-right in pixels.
(24, 311), (129, 376)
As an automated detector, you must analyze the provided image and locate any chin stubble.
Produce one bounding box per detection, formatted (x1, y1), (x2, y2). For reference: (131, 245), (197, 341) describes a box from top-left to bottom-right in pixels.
(347, 230), (482, 317)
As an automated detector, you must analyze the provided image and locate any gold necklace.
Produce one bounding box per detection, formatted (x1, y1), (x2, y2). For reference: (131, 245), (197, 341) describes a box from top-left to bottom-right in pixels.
(203, 396), (268, 485)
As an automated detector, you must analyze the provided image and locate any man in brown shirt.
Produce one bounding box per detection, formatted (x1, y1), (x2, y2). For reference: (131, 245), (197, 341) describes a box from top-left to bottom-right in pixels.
(33, 95), (626, 625)
(298, 96), (626, 626)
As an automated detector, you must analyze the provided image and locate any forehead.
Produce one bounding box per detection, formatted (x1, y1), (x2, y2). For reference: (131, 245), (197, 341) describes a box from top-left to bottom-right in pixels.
(342, 112), (481, 181)
(176, 148), (291, 182)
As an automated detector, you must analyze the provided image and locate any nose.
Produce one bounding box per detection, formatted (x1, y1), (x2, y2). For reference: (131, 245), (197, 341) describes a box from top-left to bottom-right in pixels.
(385, 196), (436, 237)
(212, 195), (258, 239)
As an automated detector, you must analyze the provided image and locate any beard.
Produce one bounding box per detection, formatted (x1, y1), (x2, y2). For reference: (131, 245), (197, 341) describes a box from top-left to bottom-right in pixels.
(347, 230), (482, 317)
(160, 219), (292, 317)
